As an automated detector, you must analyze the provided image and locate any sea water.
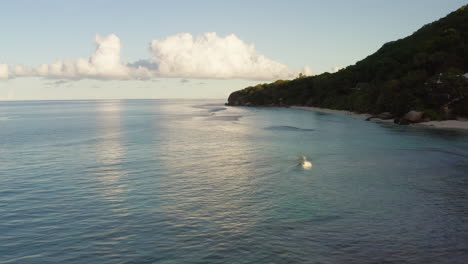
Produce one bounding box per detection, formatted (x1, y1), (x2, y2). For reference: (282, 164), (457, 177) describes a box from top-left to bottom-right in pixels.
(0, 99), (467, 263)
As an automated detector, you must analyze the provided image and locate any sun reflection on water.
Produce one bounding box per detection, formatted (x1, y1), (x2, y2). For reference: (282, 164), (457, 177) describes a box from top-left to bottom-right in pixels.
(93, 100), (127, 203)
(155, 104), (266, 240)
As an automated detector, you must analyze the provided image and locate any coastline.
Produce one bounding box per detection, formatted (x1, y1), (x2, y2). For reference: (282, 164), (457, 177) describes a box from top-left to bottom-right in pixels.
(292, 106), (468, 131)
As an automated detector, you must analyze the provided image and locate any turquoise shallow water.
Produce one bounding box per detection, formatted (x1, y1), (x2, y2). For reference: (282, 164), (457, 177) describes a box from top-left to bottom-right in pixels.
(0, 99), (467, 264)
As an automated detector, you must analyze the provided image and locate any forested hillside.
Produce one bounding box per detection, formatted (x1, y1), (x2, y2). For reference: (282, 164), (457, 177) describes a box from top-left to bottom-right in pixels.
(228, 5), (468, 120)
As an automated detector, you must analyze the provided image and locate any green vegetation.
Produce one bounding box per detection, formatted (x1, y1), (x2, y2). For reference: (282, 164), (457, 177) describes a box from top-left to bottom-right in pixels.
(228, 5), (468, 118)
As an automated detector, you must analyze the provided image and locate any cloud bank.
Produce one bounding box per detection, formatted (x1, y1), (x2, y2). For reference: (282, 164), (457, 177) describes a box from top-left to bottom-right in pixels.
(150, 33), (292, 80)
(331, 66), (342, 73)
(2, 33), (311, 81)
(34, 34), (151, 80)
(0, 64), (9, 79)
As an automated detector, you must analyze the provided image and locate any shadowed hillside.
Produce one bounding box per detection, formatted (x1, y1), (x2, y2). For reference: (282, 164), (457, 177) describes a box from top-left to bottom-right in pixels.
(228, 5), (468, 121)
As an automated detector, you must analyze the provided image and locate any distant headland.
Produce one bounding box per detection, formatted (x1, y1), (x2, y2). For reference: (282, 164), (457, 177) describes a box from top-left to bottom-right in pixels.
(227, 5), (468, 127)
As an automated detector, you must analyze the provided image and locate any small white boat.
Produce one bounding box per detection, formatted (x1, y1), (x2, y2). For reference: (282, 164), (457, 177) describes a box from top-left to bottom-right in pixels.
(301, 156), (313, 169)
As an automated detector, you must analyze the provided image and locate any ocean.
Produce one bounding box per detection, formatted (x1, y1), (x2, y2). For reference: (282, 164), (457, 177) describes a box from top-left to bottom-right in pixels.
(1, 99), (467, 263)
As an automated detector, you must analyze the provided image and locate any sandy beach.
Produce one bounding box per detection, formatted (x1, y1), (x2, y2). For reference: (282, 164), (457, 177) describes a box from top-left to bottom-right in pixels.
(292, 106), (468, 131)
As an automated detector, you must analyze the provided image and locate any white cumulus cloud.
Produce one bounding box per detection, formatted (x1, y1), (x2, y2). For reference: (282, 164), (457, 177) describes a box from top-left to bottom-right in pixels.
(301, 66), (313, 76)
(32, 34), (134, 80)
(150, 32), (294, 80)
(13, 65), (32, 76)
(1, 33), (311, 81)
(331, 66), (342, 73)
(0, 64), (9, 79)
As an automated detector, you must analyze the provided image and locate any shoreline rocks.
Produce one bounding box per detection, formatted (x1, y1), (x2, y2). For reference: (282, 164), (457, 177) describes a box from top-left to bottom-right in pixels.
(403, 111), (425, 122)
(394, 111), (426, 125)
(366, 112), (393, 121)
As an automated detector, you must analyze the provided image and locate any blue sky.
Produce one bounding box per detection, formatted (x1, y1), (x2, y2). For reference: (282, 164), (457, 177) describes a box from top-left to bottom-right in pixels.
(0, 0), (466, 100)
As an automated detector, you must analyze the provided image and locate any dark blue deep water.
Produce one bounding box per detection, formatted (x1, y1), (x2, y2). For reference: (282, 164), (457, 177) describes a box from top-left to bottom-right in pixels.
(1, 100), (467, 263)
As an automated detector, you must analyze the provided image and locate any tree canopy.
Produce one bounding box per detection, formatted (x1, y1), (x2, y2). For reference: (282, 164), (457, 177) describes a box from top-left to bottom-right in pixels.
(228, 5), (468, 118)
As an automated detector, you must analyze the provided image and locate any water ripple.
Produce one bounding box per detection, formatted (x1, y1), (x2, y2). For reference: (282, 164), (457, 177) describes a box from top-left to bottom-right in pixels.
(0, 99), (467, 264)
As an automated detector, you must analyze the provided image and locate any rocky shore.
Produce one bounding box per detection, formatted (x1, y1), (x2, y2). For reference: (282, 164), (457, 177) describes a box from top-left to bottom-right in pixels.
(291, 106), (468, 131)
